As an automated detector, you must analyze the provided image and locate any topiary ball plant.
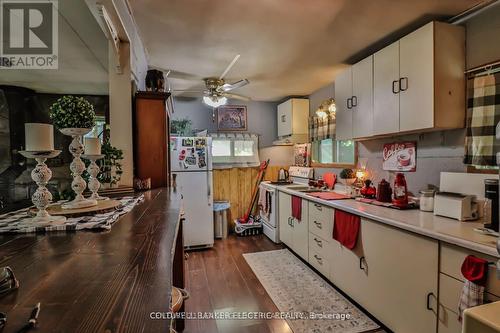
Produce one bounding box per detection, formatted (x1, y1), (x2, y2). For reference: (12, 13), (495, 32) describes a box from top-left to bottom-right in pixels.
(49, 95), (96, 129)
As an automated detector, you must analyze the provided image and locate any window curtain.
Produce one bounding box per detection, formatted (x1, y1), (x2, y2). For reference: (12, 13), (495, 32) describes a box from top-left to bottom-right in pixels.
(209, 133), (260, 168)
(464, 72), (500, 166)
(309, 115), (336, 142)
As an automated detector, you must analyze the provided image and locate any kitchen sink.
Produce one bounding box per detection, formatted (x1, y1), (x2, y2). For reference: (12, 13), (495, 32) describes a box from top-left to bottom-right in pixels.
(285, 185), (310, 191)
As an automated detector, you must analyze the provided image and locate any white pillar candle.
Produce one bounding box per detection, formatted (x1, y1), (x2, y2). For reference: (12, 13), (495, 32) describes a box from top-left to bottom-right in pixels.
(25, 123), (54, 151)
(84, 137), (101, 155)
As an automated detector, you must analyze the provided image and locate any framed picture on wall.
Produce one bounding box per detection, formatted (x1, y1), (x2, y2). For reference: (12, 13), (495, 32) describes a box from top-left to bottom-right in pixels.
(216, 105), (247, 131)
(382, 142), (417, 172)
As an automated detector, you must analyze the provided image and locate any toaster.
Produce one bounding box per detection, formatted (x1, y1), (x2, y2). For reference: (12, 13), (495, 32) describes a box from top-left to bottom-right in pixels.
(433, 192), (479, 221)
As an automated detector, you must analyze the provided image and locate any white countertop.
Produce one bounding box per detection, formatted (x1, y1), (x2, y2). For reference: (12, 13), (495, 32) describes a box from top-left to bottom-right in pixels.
(277, 186), (500, 258)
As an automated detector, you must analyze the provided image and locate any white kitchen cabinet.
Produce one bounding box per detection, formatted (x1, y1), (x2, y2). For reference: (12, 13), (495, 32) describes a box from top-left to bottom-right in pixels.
(278, 192), (292, 246)
(277, 98), (309, 138)
(277, 192), (308, 259)
(399, 21), (465, 132)
(334, 68), (353, 140)
(337, 21), (464, 139)
(335, 56), (373, 140)
(330, 218), (439, 333)
(373, 41), (400, 135)
(352, 56), (374, 138)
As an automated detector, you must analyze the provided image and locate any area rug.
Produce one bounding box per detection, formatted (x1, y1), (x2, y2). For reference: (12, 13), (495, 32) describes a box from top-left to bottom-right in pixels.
(243, 249), (380, 333)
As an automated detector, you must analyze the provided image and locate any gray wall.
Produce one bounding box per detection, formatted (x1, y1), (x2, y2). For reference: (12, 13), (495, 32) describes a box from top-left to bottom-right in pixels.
(310, 7), (500, 194)
(172, 97), (278, 148)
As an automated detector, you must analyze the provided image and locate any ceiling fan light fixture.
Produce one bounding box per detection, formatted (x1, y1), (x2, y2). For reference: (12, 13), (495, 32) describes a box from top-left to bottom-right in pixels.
(203, 95), (227, 108)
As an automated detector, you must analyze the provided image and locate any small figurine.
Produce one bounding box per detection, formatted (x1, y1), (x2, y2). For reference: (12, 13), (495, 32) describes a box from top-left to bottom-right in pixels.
(360, 179), (377, 199)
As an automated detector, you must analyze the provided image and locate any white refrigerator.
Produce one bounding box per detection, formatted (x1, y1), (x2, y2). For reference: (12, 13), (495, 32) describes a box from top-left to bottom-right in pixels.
(170, 136), (214, 248)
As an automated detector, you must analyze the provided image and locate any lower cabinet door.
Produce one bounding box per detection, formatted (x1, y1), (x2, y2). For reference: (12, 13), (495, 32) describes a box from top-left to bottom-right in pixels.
(278, 193), (292, 246)
(361, 218), (439, 333)
(291, 200), (309, 260)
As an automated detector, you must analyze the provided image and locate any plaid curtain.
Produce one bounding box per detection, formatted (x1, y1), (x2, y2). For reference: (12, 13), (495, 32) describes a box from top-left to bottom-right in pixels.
(309, 115), (335, 142)
(464, 72), (500, 166)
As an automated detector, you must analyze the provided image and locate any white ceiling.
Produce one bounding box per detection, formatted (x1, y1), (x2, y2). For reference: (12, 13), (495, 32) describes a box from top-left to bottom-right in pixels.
(0, 0), (108, 95)
(129, 0), (481, 101)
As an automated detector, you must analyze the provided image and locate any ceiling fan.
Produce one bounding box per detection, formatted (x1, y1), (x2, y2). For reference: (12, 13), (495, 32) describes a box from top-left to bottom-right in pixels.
(172, 54), (250, 107)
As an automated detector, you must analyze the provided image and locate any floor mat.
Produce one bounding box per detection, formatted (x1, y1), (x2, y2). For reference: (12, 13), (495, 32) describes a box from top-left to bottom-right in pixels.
(243, 249), (380, 333)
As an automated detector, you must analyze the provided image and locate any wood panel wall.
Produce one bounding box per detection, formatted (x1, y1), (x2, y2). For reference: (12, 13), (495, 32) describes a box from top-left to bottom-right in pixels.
(213, 166), (289, 229)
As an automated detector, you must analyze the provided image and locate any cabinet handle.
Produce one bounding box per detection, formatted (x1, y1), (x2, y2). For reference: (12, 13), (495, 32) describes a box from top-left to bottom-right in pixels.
(426, 292), (435, 311)
(392, 80), (399, 94)
(346, 98), (352, 109)
(399, 77), (408, 91)
(314, 203), (322, 211)
(314, 237), (323, 247)
(314, 254), (323, 263)
(351, 96), (357, 107)
(359, 256), (367, 271)
(281, 115), (286, 123)
(287, 217), (292, 226)
(290, 217), (294, 228)
(313, 221), (322, 229)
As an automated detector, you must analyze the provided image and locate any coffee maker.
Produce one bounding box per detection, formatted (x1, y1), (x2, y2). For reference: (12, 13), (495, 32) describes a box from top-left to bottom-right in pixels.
(484, 179), (499, 232)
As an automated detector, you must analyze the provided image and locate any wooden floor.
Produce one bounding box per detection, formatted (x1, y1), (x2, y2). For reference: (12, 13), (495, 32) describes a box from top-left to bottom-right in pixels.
(184, 234), (293, 333)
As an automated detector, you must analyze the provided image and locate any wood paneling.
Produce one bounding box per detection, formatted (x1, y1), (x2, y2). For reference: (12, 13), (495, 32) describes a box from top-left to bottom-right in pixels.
(213, 166), (288, 227)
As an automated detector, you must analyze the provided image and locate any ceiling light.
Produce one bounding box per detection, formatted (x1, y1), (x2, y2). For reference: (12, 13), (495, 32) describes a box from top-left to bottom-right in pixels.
(203, 96), (227, 108)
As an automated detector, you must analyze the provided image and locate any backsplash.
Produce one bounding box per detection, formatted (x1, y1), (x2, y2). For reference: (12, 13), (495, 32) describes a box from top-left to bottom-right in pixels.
(314, 129), (467, 194)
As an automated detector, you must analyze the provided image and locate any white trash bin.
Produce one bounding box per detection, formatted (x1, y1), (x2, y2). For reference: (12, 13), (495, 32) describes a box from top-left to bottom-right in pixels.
(213, 201), (230, 239)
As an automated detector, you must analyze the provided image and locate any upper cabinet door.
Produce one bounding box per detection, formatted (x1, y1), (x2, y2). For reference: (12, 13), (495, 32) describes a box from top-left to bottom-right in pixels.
(277, 99), (293, 137)
(373, 41), (400, 135)
(335, 67), (353, 141)
(399, 22), (434, 132)
(352, 56), (374, 138)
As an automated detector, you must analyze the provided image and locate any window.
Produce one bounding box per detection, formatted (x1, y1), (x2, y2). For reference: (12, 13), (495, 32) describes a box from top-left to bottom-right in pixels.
(309, 98), (357, 167)
(312, 139), (356, 165)
(84, 116), (106, 143)
(210, 133), (260, 168)
(212, 139), (231, 157)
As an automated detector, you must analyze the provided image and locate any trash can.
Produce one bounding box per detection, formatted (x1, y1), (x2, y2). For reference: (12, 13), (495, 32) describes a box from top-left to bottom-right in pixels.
(213, 201), (230, 239)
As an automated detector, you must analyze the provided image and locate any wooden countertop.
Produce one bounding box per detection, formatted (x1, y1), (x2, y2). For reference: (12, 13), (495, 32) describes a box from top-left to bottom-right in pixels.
(0, 188), (182, 333)
(278, 187), (500, 258)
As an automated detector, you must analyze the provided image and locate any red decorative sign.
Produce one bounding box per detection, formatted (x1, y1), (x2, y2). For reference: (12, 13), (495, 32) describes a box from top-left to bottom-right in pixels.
(382, 142), (416, 172)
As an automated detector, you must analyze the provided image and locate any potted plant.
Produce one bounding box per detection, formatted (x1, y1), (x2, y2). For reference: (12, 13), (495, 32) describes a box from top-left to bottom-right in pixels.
(98, 141), (123, 188)
(339, 168), (357, 187)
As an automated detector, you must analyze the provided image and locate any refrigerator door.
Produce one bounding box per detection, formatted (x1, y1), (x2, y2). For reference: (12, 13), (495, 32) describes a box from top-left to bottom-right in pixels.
(170, 137), (212, 172)
(175, 171), (214, 248)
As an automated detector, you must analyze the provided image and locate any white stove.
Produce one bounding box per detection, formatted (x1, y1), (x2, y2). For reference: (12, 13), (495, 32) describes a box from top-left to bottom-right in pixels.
(259, 167), (313, 243)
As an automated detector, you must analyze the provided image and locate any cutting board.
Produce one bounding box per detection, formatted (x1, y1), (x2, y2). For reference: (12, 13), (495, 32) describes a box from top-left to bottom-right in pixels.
(307, 192), (350, 200)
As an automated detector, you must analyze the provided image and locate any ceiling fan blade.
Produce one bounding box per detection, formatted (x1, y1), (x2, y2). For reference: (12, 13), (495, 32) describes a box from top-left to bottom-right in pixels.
(219, 54), (240, 79)
(221, 79), (249, 92)
(223, 93), (251, 101)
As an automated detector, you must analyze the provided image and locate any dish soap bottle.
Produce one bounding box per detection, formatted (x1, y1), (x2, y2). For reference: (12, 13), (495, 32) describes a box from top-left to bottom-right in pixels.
(392, 173), (408, 208)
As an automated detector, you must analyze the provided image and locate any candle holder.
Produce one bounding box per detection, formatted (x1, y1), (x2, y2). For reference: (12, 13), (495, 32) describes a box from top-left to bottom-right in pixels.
(82, 154), (108, 201)
(59, 128), (97, 209)
(18, 150), (67, 225)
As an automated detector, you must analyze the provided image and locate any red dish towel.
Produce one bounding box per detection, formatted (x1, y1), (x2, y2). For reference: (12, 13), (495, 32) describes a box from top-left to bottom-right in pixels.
(458, 255), (488, 321)
(333, 210), (360, 250)
(291, 196), (302, 221)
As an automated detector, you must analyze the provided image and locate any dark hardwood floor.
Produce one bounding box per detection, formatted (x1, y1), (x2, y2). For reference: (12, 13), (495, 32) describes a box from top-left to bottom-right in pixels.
(184, 234), (292, 333)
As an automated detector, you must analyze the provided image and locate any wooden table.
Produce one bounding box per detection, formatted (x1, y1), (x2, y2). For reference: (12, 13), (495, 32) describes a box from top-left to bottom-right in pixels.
(0, 188), (184, 332)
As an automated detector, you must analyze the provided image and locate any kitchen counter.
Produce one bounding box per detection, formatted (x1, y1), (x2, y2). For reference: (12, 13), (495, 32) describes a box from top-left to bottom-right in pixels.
(278, 187), (499, 258)
(0, 188), (183, 333)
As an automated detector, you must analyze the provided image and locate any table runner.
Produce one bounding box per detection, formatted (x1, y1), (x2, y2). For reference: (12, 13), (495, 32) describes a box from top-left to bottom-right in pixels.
(0, 195), (144, 234)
